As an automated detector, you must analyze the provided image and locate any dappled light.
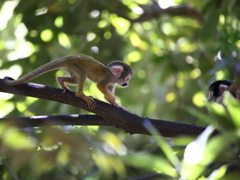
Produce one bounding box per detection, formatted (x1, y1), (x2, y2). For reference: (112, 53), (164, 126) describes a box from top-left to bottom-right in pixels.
(40, 29), (53, 42)
(58, 32), (71, 48)
(1, 0), (240, 179)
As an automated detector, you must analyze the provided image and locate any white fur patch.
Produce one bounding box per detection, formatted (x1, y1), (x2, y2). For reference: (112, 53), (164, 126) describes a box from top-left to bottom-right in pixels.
(219, 84), (229, 95)
(111, 65), (123, 71)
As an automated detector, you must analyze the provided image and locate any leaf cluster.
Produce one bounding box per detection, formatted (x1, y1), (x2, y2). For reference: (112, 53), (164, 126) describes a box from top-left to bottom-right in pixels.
(1, 0), (240, 179)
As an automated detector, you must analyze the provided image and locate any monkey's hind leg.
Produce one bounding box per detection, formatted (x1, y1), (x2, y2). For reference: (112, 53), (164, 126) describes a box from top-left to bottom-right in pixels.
(73, 71), (96, 110)
(57, 77), (76, 93)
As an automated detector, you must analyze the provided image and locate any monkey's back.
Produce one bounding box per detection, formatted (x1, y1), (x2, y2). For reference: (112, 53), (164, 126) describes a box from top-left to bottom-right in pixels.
(65, 54), (113, 83)
(229, 81), (240, 98)
(3, 54), (113, 85)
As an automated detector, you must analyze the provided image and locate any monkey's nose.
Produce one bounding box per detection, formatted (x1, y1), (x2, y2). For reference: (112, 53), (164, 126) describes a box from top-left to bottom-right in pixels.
(122, 83), (128, 87)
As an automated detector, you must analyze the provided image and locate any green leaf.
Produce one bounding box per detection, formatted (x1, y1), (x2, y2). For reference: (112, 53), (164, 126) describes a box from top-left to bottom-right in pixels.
(207, 101), (235, 130)
(207, 165), (227, 180)
(223, 92), (240, 128)
(123, 154), (178, 178)
(181, 126), (215, 179)
(143, 119), (181, 175)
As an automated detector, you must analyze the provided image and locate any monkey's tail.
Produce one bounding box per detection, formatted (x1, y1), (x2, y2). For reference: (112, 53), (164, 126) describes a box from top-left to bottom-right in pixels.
(3, 58), (67, 85)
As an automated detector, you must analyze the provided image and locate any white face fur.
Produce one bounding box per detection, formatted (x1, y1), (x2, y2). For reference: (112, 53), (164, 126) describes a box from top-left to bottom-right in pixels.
(207, 84), (229, 102)
(110, 65), (132, 87)
(118, 74), (132, 87)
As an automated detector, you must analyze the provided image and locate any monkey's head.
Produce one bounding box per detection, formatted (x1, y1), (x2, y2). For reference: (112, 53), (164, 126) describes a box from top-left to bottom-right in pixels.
(207, 80), (234, 102)
(107, 61), (133, 87)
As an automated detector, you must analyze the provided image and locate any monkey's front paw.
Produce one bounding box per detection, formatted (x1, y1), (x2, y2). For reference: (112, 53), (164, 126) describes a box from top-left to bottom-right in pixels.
(119, 106), (127, 111)
(83, 96), (96, 110)
(87, 97), (96, 110)
(112, 102), (127, 111)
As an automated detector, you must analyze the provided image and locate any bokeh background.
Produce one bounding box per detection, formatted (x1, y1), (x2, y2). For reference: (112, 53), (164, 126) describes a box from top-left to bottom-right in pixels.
(0, 0), (240, 179)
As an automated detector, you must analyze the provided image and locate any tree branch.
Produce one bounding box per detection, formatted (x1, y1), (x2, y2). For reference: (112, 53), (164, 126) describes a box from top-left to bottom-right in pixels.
(0, 78), (206, 137)
(129, 173), (175, 180)
(119, 5), (204, 25)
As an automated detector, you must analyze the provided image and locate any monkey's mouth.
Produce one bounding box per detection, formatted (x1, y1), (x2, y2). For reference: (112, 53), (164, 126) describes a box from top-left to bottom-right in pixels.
(122, 83), (128, 87)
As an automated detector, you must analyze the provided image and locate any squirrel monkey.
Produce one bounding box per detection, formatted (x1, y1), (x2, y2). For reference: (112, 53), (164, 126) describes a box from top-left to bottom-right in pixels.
(4, 54), (133, 110)
(207, 80), (240, 104)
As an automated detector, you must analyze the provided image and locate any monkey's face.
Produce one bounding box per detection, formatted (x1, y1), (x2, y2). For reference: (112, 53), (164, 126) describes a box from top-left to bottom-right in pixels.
(207, 80), (233, 102)
(118, 75), (132, 88)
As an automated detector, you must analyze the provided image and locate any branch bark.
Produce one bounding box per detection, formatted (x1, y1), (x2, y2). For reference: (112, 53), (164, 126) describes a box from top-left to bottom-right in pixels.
(0, 78), (206, 137)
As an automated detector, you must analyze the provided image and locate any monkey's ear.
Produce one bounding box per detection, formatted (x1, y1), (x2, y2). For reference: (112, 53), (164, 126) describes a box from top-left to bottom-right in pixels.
(110, 65), (123, 78)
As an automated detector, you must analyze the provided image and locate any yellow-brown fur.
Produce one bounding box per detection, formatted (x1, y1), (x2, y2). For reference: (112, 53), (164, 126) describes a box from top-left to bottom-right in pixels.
(4, 54), (132, 110)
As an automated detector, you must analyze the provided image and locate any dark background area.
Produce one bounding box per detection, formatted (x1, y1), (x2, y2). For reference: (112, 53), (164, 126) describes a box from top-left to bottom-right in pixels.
(0, 0), (240, 179)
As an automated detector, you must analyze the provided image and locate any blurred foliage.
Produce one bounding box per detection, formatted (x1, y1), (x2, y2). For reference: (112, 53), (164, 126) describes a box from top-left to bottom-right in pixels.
(1, 0), (240, 179)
